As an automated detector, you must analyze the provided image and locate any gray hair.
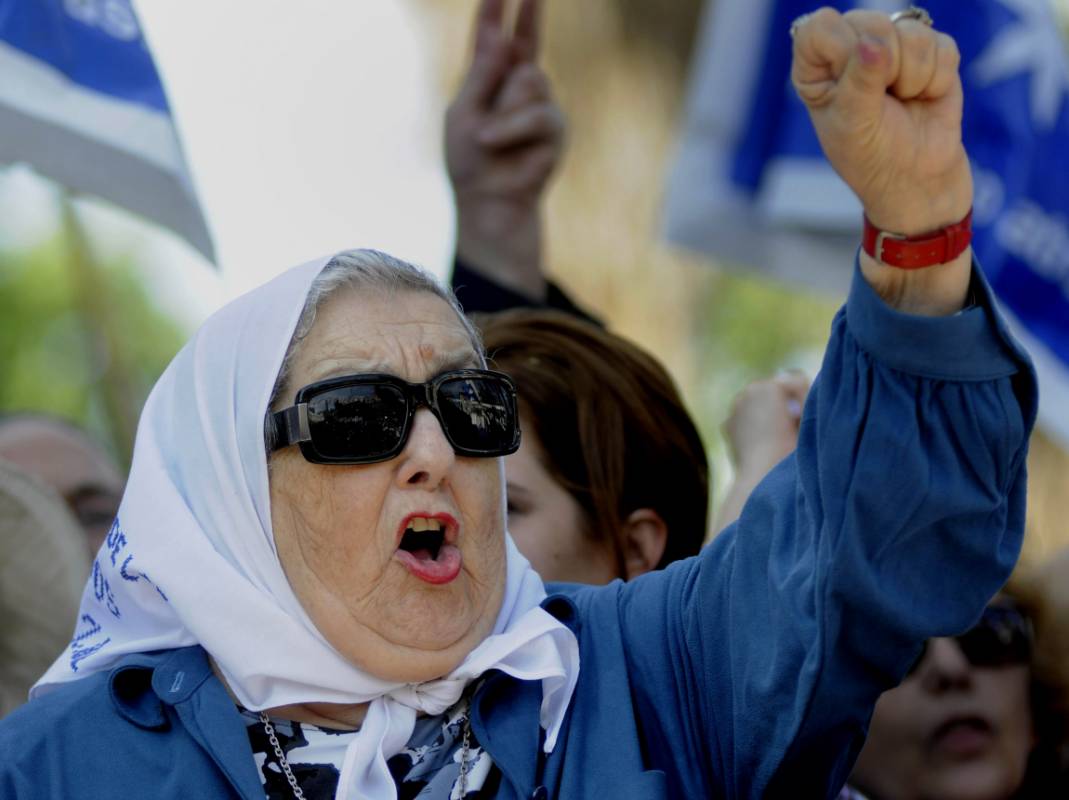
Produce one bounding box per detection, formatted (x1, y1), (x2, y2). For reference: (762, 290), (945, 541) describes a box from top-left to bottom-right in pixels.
(269, 249), (484, 411)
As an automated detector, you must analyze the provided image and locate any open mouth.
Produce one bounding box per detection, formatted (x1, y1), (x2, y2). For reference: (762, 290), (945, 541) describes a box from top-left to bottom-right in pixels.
(398, 518), (445, 561)
(394, 514), (462, 585)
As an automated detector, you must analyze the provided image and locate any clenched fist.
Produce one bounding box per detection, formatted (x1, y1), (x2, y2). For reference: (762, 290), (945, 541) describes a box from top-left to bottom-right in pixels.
(791, 8), (973, 315)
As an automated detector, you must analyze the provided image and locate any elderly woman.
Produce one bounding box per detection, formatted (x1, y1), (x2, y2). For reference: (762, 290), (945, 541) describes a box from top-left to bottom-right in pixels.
(0, 10), (1039, 800)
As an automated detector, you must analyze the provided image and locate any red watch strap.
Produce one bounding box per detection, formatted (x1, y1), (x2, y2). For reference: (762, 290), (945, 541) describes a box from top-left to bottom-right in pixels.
(862, 209), (973, 269)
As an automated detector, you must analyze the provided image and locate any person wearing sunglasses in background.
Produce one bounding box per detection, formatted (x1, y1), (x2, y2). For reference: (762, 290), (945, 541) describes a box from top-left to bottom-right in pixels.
(721, 368), (1068, 799)
(0, 10), (1042, 800)
(844, 591), (1069, 799)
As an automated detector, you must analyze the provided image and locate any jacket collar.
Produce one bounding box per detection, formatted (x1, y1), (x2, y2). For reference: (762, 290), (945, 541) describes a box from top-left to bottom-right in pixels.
(470, 592), (581, 796)
(104, 596), (584, 800)
(106, 646), (264, 800)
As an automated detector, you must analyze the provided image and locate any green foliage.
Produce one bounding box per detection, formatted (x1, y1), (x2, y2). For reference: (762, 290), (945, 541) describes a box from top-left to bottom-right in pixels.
(682, 267), (838, 514)
(690, 268), (838, 431)
(702, 271), (838, 371)
(0, 238), (187, 466)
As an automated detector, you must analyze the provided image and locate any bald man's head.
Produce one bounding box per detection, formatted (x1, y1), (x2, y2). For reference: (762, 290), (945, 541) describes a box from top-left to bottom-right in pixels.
(0, 415), (124, 553)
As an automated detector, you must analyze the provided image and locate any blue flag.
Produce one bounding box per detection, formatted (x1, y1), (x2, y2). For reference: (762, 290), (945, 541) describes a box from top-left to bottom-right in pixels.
(0, 0), (215, 262)
(664, 0), (1069, 445)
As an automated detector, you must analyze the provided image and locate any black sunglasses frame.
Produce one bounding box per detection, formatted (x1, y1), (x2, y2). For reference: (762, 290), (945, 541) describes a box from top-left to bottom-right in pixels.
(267, 369), (521, 465)
(907, 603), (1033, 676)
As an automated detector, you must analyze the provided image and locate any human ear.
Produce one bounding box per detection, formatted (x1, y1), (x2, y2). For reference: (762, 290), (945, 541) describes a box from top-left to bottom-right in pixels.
(621, 508), (668, 580)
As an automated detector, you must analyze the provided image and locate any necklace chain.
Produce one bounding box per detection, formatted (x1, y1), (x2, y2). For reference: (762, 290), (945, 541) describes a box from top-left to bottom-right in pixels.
(259, 711), (307, 800)
(458, 699), (473, 796)
(258, 702), (474, 800)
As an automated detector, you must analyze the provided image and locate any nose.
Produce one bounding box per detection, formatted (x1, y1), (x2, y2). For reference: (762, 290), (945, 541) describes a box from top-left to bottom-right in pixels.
(395, 408), (455, 488)
(917, 637), (974, 694)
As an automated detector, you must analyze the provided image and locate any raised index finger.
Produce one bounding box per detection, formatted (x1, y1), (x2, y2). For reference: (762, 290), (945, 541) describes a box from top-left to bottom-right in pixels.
(462, 0), (512, 107)
(512, 0), (542, 63)
(472, 0), (507, 59)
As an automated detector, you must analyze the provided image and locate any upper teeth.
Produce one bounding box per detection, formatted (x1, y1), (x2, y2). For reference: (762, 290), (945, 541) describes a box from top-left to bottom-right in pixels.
(409, 517), (442, 533)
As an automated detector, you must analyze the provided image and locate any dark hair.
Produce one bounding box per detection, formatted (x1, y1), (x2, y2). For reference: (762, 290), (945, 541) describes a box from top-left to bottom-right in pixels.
(478, 308), (709, 573)
(1005, 577), (1069, 793)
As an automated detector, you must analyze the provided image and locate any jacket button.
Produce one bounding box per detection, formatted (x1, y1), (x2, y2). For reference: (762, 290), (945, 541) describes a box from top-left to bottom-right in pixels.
(530, 787), (548, 800)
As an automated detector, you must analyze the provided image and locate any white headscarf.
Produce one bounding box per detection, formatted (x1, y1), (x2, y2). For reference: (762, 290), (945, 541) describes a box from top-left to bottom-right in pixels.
(34, 255), (580, 800)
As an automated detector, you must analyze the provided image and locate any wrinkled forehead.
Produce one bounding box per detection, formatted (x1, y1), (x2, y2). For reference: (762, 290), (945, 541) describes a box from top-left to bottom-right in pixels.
(291, 286), (482, 388)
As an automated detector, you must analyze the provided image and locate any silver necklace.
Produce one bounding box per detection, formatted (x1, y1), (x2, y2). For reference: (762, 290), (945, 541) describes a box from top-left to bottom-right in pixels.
(260, 711), (308, 800)
(259, 702), (475, 799)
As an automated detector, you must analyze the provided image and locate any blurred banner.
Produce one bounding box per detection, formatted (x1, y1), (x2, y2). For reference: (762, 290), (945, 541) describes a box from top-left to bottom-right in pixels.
(0, 0), (215, 262)
(664, 0), (1069, 446)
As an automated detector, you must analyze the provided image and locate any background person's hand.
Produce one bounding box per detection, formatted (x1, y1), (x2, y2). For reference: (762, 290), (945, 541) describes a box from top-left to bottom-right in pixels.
(724, 372), (810, 478)
(445, 0), (564, 301)
(791, 9), (973, 315)
(713, 372), (810, 535)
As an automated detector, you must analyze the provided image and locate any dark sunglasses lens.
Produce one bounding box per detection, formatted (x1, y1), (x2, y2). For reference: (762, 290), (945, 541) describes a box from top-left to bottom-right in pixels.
(306, 383), (408, 462)
(436, 375), (518, 456)
(956, 607), (1031, 668)
(908, 607), (1031, 677)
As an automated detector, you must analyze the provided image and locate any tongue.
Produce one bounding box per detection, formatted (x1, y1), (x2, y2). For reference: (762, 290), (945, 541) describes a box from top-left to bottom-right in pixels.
(395, 544), (461, 585)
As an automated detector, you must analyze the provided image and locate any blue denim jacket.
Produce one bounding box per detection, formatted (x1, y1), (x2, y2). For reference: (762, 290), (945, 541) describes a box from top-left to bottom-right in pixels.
(0, 260), (1036, 799)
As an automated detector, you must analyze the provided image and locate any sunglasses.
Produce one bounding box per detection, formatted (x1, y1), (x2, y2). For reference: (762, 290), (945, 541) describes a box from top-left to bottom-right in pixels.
(267, 369), (521, 465)
(907, 604), (1033, 676)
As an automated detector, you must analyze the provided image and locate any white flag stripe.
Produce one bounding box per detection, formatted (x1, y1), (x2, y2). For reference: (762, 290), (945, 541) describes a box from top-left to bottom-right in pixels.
(760, 159), (859, 230)
(0, 41), (214, 262)
(0, 43), (180, 174)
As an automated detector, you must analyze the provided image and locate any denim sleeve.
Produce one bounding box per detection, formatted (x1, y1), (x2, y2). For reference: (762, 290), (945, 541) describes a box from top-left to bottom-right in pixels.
(613, 258), (1037, 799)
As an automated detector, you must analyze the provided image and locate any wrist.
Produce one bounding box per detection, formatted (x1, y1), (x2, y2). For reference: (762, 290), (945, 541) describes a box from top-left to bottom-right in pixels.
(734, 447), (795, 479)
(856, 156), (974, 316)
(455, 202), (546, 302)
(861, 154), (973, 238)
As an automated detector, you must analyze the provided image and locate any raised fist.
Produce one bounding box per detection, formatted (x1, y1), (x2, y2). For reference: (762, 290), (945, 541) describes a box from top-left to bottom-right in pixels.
(791, 8), (972, 239)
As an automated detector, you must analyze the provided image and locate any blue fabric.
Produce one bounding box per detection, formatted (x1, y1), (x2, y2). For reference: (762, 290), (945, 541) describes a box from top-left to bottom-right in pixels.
(715, 0), (1069, 433)
(0, 0), (170, 112)
(0, 258), (1036, 799)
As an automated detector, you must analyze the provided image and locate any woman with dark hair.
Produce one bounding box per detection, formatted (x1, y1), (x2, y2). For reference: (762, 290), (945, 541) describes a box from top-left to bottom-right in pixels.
(478, 308), (708, 583)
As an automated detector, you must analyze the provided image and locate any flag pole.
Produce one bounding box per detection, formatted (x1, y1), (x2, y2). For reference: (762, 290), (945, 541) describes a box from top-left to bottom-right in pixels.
(60, 191), (138, 467)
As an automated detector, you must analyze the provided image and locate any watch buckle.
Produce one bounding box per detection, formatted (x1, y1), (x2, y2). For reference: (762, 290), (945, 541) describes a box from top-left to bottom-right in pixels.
(874, 229), (906, 264)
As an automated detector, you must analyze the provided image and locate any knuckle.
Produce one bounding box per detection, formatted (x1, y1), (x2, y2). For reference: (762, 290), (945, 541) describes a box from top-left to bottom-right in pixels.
(844, 9), (894, 38)
(811, 7), (840, 26)
(544, 105), (565, 129)
(515, 62), (542, 87)
(902, 25), (937, 63)
(937, 33), (961, 69)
